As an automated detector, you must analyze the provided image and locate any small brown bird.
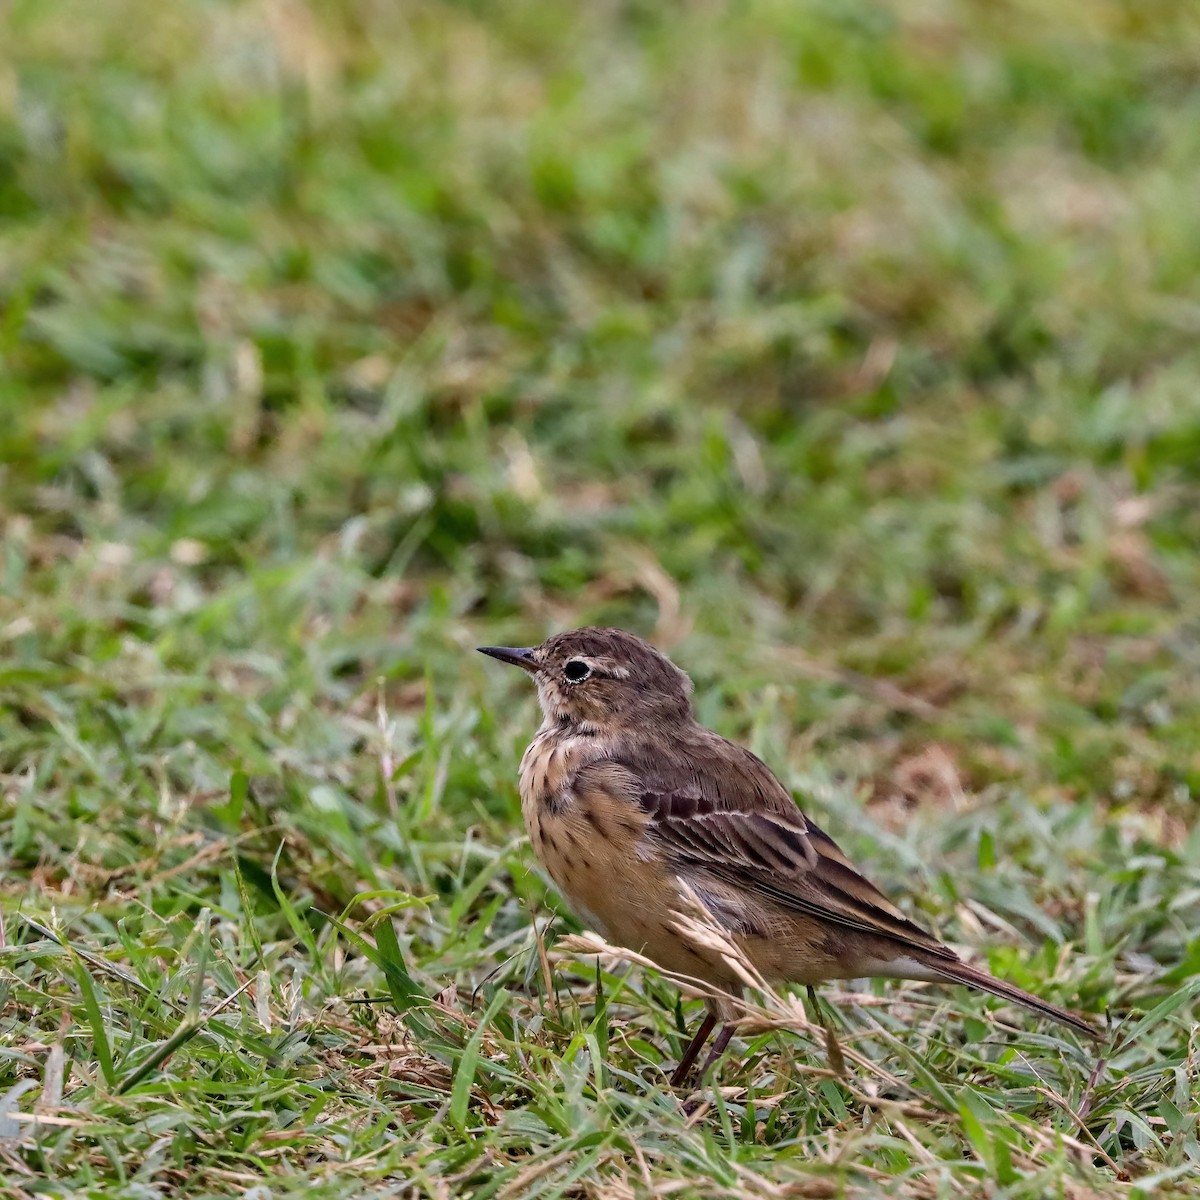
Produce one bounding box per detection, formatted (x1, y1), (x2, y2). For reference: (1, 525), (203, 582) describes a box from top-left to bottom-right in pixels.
(480, 627), (1100, 1083)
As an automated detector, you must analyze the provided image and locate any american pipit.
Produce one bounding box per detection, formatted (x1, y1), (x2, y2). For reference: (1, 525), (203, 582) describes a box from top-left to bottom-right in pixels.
(480, 627), (1100, 1084)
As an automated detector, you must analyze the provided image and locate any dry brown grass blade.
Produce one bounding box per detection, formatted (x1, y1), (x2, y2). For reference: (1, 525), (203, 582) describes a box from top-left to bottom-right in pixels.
(555, 882), (922, 1099)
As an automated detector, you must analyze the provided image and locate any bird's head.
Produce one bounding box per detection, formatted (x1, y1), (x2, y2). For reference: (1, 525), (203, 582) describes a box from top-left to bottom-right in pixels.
(478, 627), (694, 732)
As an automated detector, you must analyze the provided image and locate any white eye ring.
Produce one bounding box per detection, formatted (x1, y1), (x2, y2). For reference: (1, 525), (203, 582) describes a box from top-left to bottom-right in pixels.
(563, 659), (592, 683)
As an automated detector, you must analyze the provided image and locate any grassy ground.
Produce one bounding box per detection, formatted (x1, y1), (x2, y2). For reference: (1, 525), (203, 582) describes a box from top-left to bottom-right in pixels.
(3, 0), (1200, 1195)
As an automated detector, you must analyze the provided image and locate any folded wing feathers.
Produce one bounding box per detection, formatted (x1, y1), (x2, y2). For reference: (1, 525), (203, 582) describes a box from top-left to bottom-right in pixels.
(640, 788), (954, 960)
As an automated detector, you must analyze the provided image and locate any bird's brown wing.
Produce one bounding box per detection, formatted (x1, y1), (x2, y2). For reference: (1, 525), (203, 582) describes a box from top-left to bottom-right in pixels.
(571, 749), (1102, 1039)
(586, 737), (956, 962)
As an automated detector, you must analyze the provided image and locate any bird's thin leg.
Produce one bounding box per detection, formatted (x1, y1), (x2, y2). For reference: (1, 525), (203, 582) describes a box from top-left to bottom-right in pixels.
(696, 1022), (735, 1080)
(670, 1010), (717, 1087)
(807, 984), (846, 1076)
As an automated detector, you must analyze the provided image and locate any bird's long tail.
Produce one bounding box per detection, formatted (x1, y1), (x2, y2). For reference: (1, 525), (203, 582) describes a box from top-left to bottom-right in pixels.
(926, 959), (1101, 1041)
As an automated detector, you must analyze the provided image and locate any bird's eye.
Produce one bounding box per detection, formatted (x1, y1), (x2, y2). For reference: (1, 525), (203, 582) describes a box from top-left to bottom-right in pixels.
(563, 659), (592, 683)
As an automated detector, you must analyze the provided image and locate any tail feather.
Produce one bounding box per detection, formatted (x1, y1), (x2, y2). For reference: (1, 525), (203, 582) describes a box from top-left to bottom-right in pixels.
(928, 959), (1101, 1041)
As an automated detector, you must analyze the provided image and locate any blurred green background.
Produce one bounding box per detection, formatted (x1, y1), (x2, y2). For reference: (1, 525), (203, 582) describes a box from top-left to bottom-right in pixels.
(2, 1), (1200, 1196)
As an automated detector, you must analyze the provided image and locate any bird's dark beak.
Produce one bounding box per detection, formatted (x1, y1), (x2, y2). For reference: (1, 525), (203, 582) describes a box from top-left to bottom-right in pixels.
(477, 645), (540, 674)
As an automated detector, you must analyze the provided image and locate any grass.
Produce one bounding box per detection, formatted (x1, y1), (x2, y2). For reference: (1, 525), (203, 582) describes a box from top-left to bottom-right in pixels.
(2, 0), (1200, 1194)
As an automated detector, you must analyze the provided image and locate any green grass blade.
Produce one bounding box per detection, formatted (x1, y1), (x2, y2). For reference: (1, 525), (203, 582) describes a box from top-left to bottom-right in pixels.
(449, 987), (509, 1133)
(73, 960), (117, 1090)
(116, 1019), (202, 1095)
